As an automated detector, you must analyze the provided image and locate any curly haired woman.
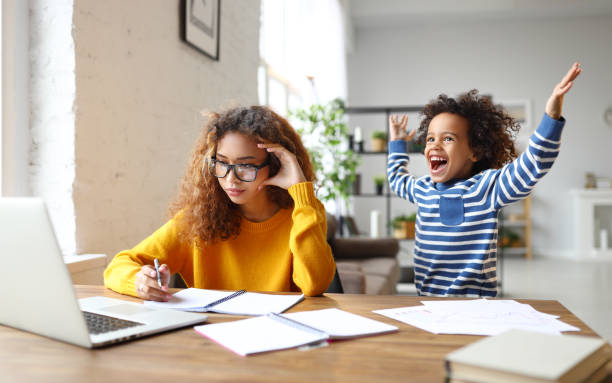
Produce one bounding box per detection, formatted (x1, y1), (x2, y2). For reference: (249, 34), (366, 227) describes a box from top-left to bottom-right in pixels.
(387, 63), (581, 297)
(104, 106), (336, 301)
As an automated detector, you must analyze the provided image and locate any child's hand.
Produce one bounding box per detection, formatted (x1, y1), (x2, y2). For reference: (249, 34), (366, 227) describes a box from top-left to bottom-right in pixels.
(545, 62), (582, 120)
(389, 114), (416, 142)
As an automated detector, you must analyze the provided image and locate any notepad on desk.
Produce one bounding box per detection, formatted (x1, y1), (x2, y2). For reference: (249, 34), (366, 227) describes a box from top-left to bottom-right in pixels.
(144, 288), (304, 315)
(445, 329), (610, 383)
(194, 308), (399, 356)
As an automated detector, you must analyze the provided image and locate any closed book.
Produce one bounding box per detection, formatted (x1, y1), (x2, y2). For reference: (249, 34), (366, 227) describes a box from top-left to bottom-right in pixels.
(446, 329), (610, 383)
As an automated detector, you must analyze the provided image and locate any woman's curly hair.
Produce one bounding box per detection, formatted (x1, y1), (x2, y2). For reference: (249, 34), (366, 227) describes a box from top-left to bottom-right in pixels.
(169, 106), (315, 246)
(415, 89), (521, 175)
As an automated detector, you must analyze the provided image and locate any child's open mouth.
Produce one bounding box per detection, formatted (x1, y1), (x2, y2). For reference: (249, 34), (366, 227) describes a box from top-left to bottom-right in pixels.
(429, 155), (448, 174)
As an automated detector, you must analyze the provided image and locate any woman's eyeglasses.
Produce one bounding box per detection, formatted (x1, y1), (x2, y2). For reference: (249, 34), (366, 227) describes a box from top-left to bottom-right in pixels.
(208, 157), (270, 182)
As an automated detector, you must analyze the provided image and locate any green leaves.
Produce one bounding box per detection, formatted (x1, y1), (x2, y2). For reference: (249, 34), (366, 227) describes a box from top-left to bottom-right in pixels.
(290, 98), (360, 203)
(390, 213), (417, 228)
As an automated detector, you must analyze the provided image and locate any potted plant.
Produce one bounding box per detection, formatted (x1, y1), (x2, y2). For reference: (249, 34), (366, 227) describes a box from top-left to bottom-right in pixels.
(371, 131), (387, 152)
(290, 98), (360, 206)
(500, 230), (522, 248)
(373, 175), (385, 195)
(391, 213), (417, 239)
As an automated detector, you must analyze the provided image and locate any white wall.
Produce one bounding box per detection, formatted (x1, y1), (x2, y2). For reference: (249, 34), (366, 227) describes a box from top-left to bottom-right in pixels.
(72, 0), (260, 257)
(347, 15), (612, 257)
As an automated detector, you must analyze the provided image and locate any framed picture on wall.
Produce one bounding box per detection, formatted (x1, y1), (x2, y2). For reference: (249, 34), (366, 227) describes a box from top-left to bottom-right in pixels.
(499, 99), (532, 152)
(182, 0), (220, 60)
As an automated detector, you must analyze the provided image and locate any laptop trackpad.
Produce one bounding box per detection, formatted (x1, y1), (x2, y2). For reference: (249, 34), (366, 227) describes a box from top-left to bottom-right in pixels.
(102, 303), (154, 316)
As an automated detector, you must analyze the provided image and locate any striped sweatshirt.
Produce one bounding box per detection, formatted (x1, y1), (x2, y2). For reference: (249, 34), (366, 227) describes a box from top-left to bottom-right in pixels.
(387, 113), (565, 297)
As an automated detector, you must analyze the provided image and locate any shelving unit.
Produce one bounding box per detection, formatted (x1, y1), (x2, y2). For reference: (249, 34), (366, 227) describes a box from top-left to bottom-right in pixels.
(497, 196), (531, 296)
(345, 105), (423, 236)
(499, 196), (532, 259)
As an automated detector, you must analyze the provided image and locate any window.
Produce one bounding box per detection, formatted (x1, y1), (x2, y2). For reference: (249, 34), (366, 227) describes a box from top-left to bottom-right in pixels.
(258, 0), (347, 114)
(1, 0), (30, 197)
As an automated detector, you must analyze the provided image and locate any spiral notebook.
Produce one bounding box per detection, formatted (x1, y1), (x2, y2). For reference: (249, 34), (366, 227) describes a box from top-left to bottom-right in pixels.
(144, 288), (305, 316)
(194, 308), (399, 356)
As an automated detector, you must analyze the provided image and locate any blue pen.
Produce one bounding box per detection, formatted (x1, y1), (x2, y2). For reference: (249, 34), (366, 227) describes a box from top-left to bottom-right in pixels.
(154, 258), (162, 288)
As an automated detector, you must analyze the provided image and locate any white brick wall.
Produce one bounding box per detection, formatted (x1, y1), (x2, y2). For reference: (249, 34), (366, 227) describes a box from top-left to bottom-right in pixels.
(29, 0), (76, 256)
(71, 0), (260, 257)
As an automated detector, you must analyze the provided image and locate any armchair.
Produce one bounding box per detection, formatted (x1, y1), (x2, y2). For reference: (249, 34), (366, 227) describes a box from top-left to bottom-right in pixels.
(326, 214), (401, 294)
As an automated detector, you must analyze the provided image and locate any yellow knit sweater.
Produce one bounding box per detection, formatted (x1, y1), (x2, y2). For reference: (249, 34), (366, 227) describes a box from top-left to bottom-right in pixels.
(104, 182), (335, 297)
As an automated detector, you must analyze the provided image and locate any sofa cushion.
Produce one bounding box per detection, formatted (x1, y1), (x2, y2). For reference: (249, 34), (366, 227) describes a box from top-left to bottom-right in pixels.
(360, 258), (401, 283)
(365, 274), (395, 295)
(337, 258), (400, 295)
(333, 237), (399, 259)
(336, 262), (365, 294)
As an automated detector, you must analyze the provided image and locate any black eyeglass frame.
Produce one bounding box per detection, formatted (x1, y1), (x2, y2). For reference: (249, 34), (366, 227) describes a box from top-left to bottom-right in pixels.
(208, 156), (270, 182)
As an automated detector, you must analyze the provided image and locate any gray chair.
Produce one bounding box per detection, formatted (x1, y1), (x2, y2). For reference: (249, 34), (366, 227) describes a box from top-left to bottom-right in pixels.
(326, 214), (401, 294)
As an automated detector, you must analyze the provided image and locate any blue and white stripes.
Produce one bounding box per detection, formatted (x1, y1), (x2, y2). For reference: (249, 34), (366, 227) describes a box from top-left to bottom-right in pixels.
(387, 113), (564, 297)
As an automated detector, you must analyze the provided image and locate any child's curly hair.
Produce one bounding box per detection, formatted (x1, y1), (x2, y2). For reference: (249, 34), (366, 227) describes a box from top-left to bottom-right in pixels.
(169, 106), (315, 246)
(415, 89), (521, 174)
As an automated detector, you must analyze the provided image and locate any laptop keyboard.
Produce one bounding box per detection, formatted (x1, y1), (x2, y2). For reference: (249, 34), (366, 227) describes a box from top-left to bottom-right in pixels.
(83, 311), (145, 335)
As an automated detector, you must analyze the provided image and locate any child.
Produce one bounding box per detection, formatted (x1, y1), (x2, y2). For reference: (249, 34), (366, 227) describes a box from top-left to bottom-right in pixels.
(104, 106), (336, 300)
(387, 63), (581, 297)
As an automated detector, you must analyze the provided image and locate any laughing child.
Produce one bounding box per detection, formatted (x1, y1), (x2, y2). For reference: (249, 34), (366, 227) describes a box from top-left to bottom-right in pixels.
(387, 62), (581, 297)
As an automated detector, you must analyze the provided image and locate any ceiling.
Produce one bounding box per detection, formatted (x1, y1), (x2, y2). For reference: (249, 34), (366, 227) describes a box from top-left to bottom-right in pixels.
(348, 0), (612, 28)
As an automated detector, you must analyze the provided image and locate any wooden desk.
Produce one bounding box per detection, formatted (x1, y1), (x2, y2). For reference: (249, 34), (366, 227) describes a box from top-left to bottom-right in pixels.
(0, 285), (609, 383)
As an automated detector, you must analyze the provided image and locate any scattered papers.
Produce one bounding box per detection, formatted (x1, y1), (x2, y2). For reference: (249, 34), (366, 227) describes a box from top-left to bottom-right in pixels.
(373, 299), (580, 336)
(144, 288), (304, 316)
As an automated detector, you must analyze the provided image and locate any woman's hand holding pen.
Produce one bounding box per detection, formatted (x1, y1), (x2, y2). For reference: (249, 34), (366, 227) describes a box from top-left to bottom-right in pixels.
(135, 262), (172, 301)
(257, 143), (306, 190)
(389, 114), (416, 142)
(546, 62), (582, 120)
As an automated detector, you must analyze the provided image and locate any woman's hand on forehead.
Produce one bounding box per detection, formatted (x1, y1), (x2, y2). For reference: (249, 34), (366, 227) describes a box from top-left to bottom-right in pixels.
(256, 142), (306, 190)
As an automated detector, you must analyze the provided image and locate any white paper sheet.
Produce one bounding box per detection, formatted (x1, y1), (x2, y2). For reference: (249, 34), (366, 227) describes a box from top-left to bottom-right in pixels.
(374, 299), (580, 336)
(284, 308), (398, 339)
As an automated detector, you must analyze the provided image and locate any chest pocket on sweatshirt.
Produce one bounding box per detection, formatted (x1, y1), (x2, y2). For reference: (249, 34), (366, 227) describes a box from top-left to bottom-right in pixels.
(439, 194), (464, 226)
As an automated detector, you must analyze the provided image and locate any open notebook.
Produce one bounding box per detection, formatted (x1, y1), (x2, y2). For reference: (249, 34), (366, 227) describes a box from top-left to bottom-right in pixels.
(144, 288), (304, 315)
(194, 308), (398, 356)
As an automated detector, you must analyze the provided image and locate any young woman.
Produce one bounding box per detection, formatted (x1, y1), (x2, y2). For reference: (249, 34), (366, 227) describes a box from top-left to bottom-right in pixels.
(104, 106), (336, 300)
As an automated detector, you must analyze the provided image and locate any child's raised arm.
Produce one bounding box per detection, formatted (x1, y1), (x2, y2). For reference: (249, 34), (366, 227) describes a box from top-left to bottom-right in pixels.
(545, 62), (582, 120)
(389, 114), (416, 142)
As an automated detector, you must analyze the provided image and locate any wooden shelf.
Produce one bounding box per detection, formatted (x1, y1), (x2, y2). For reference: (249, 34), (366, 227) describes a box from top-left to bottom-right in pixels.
(499, 247), (528, 256)
(499, 196), (531, 259)
(501, 220), (527, 227)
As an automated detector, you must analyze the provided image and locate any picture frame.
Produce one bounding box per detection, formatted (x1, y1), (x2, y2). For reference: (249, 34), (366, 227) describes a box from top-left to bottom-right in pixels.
(499, 99), (532, 152)
(182, 0), (220, 60)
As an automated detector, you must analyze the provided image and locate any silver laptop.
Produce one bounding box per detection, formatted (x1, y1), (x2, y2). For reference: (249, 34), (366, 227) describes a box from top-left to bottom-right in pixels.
(0, 197), (207, 348)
